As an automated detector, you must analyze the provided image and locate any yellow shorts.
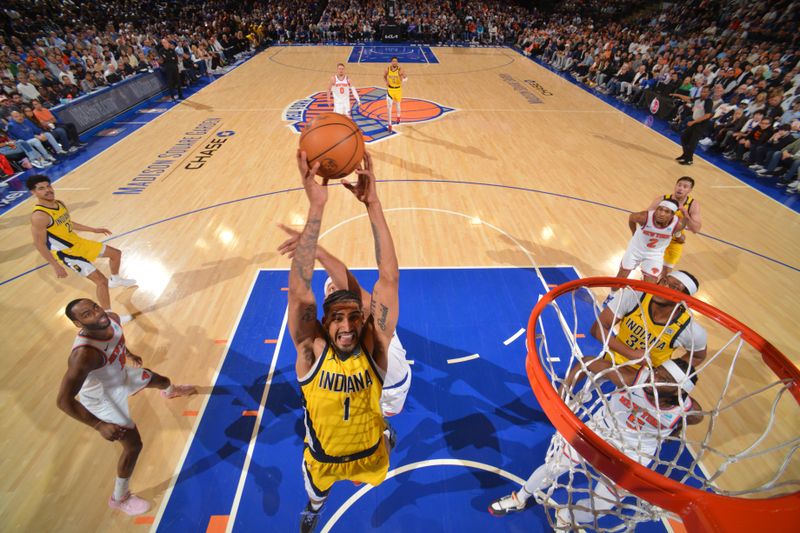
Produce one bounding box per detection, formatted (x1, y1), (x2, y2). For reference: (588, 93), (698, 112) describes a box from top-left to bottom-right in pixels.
(387, 87), (402, 102)
(53, 238), (104, 277)
(302, 440), (389, 496)
(663, 241), (683, 268)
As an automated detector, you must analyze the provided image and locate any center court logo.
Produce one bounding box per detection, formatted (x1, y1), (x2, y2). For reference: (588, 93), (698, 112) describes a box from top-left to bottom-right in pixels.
(283, 87), (455, 143)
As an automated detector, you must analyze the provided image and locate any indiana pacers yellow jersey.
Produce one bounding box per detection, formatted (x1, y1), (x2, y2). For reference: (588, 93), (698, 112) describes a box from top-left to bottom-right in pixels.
(33, 201), (82, 251)
(663, 194), (693, 267)
(387, 66), (402, 100)
(299, 342), (384, 461)
(32, 201), (103, 265)
(665, 194), (693, 243)
(609, 293), (692, 367)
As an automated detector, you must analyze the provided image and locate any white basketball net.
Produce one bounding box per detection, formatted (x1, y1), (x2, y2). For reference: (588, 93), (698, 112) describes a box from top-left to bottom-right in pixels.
(530, 283), (800, 532)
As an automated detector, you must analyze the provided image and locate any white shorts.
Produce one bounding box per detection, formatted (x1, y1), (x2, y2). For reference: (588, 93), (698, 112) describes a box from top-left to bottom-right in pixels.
(78, 367), (153, 428)
(381, 335), (411, 416)
(620, 245), (664, 278)
(333, 100), (351, 115)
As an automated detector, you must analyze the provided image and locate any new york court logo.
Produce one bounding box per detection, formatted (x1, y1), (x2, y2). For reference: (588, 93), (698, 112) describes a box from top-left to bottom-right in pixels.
(283, 87), (455, 143)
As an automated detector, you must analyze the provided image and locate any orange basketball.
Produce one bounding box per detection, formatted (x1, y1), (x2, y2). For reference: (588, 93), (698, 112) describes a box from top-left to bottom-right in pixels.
(299, 113), (365, 179)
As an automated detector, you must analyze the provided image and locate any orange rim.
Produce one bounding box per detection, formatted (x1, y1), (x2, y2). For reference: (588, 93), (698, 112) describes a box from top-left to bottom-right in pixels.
(525, 277), (800, 532)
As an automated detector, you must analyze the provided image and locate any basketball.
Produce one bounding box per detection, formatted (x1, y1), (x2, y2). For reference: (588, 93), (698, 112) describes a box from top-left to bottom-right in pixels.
(299, 113), (365, 179)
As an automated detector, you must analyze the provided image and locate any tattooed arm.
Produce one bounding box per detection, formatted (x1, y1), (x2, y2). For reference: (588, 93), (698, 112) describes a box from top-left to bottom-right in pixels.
(289, 150), (326, 377)
(343, 151), (399, 373)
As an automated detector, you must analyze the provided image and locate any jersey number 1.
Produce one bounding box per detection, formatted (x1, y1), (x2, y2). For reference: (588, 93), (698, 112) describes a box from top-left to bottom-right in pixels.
(343, 397), (351, 421)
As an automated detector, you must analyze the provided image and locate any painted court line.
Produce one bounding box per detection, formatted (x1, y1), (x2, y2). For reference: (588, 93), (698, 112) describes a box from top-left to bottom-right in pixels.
(149, 273), (261, 532)
(447, 354), (480, 364)
(225, 307), (289, 532)
(503, 328), (526, 345)
(320, 459), (526, 532)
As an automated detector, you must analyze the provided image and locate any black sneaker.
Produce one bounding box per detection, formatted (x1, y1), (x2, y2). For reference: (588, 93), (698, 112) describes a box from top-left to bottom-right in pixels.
(300, 501), (323, 533)
(675, 156), (686, 161)
(679, 159), (693, 165)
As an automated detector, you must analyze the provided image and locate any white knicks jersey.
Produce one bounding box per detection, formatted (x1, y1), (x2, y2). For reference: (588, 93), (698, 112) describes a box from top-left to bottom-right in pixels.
(628, 210), (678, 256)
(72, 317), (131, 395)
(588, 369), (690, 456)
(332, 75), (352, 102)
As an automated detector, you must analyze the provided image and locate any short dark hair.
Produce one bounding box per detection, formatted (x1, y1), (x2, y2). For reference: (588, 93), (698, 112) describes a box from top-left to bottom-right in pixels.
(676, 176), (695, 188)
(676, 270), (699, 295)
(65, 298), (89, 320)
(26, 174), (51, 190)
(390, 56), (398, 61)
(337, 63), (344, 67)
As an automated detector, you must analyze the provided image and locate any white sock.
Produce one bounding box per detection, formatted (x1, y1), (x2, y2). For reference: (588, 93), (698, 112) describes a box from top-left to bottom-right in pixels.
(113, 477), (130, 501)
(387, 102), (392, 123)
(164, 384), (174, 395)
(110, 274), (120, 280)
(396, 102), (401, 118)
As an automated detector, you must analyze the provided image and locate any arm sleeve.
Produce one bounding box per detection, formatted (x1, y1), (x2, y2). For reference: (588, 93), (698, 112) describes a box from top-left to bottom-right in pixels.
(675, 321), (707, 351)
(608, 288), (640, 318)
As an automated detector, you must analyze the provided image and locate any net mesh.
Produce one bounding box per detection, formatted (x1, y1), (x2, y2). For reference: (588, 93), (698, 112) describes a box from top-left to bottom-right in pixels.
(528, 281), (800, 532)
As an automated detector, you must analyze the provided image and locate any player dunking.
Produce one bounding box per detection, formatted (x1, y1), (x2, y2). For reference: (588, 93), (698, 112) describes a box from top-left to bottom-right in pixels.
(328, 63), (361, 117)
(647, 176), (703, 279)
(288, 150), (400, 532)
(27, 175), (136, 316)
(613, 199), (686, 285)
(277, 223), (412, 417)
(383, 56), (407, 131)
(56, 298), (195, 515)
(489, 356), (703, 522)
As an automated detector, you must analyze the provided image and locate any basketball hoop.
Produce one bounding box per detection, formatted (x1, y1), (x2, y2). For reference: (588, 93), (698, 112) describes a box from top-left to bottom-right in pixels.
(525, 277), (800, 532)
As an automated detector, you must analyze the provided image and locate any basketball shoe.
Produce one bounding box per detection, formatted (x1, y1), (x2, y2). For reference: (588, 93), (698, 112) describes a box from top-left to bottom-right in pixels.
(488, 491), (527, 516)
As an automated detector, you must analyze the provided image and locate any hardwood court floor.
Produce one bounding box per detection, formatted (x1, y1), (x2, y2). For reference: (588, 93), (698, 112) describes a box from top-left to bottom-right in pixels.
(0, 46), (798, 531)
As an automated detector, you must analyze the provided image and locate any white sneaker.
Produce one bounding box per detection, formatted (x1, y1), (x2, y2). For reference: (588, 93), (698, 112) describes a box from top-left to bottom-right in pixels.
(488, 491), (527, 516)
(109, 276), (137, 288)
(698, 137), (713, 146)
(786, 180), (799, 192)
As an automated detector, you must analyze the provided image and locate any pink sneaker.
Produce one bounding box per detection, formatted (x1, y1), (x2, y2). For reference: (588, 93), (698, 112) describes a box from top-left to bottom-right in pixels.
(108, 492), (150, 515)
(161, 384), (197, 399)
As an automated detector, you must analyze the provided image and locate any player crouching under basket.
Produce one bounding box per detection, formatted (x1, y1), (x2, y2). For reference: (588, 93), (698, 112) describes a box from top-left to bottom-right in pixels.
(489, 355), (704, 523)
(594, 271), (708, 369)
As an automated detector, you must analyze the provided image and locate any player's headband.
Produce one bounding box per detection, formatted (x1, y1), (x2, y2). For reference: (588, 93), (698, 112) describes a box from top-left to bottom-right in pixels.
(658, 200), (678, 212)
(323, 289), (361, 312)
(668, 271), (698, 296)
(660, 359), (695, 393)
(324, 276), (335, 295)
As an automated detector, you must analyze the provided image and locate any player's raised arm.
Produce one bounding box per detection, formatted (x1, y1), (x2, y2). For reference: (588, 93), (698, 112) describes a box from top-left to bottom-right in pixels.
(343, 152), (399, 370)
(683, 201), (702, 233)
(277, 223), (367, 302)
(628, 210), (647, 235)
(288, 150), (326, 375)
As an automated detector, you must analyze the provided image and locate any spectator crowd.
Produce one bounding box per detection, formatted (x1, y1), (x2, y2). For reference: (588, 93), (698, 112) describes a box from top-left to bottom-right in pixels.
(517, 0), (800, 193)
(3, 0), (799, 192)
